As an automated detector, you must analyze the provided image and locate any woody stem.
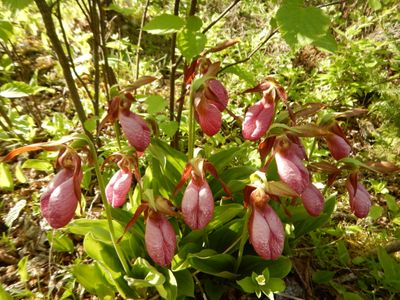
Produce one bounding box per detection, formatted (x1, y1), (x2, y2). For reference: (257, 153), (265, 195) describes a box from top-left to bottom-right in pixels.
(87, 138), (130, 273)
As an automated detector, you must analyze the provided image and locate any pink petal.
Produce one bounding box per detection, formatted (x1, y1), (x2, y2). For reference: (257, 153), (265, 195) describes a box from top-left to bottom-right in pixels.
(275, 151), (309, 194)
(242, 99), (275, 141)
(249, 204), (284, 260)
(346, 181), (371, 218)
(106, 170), (132, 208)
(145, 213), (176, 266)
(195, 99), (222, 136)
(40, 168), (74, 224)
(300, 183), (324, 216)
(181, 179), (214, 230)
(43, 177), (78, 228)
(326, 134), (351, 160)
(206, 79), (228, 112)
(119, 111), (151, 152)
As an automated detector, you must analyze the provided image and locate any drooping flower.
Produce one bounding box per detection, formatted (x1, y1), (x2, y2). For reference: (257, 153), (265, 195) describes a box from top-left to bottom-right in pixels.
(324, 123), (351, 160)
(118, 108), (151, 152)
(346, 173), (371, 218)
(181, 177), (214, 230)
(106, 169), (132, 208)
(243, 93), (275, 141)
(274, 136), (310, 194)
(145, 211), (176, 266)
(246, 187), (285, 260)
(40, 150), (82, 229)
(300, 183), (324, 216)
(174, 158), (231, 230)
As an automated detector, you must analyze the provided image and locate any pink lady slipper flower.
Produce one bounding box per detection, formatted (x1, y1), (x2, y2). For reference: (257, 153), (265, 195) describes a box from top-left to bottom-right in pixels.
(346, 173), (371, 218)
(274, 136), (310, 194)
(242, 79), (287, 141)
(324, 123), (351, 160)
(105, 157), (132, 208)
(245, 186), (285, 260)
(300, 183), (325, 216)
(40, 149), (83, 228)
(174, 158), (231, 230)
(145, 211), (177, 266)
(193, 62), (229, 136)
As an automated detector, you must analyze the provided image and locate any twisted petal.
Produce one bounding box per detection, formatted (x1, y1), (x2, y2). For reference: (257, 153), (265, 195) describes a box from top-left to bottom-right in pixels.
(248, 204), (285, 260)
(106, 169), (132, 208)
(181, 179), (214, 230)
(145, 213), (176, 266)
(205, 79), (228, 112)
(300, 183), (324, 216)
(242, 99), (275, 141)
(346, 180), (371, 218)
(325, 134), (351, 160)
(119, 111), (151, 152)
(40, 168), (80, 229)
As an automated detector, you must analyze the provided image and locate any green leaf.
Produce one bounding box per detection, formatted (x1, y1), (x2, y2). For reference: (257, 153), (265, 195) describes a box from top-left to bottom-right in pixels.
(1, 0), (33, 10)
(187, 250), (238, 278)
(312, 270), (335, 284)
(368, 205), (383, 220)
(239, 256), (292, 278)
(159, 121), (179, 138)
(237, 276), (256, 293)
(174, 269), (194, 297)
(0, 163), (14, 191)
(206, 203), (244, 230)
(125, 257), (165, 288)
(276, 0), (337, 52)
(0, 284), (13, 300)
(145, 95), (167, 114)
(17, 256), (29, 283)
(368, 0), (382, 10)
(267, 278), (285, 292)
(84, 116), (98, 133)
(143, 14), (185, 35)
(208, 146), (243, 173)
(68, 219), (124, 245)
(4, 199), (26, 227)
(72, 263), (116, 298)
(0, 81), (36, 98)
(177, 29), (207, 60)
(47, 231), (74, 253)
(377, 247), (400, 279)
(343, 292), (365, 300)
(22, 159), (53, 173)
(385, 194), (398, 213)
(0, 20), (13, 42)
(204, 279), (225, 300)
(337, 240), (350, 266)
(156, 269), (177, 300)
(106, 3), (136, 16)
(15, 163), (27, 183)
(186, 16), (203, 31)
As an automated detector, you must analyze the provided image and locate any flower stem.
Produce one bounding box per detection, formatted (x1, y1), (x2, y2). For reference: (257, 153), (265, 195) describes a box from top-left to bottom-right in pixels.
(188, 90), (196, 160)
(235, 210), (250, 272)
(87, 137), (130, 273)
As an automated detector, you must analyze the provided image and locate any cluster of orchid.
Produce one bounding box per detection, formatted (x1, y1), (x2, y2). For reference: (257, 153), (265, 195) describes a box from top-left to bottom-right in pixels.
(4, 55), (398, 269)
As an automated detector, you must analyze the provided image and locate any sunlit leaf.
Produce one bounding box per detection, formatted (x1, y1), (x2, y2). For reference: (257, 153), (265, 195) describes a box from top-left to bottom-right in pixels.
(0, 163), (14, 191)
(143, 14), (185, 35)
(4, 199), (26, 227)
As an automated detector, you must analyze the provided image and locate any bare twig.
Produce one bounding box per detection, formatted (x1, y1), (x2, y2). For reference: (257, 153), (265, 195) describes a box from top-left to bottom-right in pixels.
(219, 29), (278, 73)
(169, 0), (180, 122)
(75, 0), (91, 27)
(135, 0), (150, 80)
(89, 0), (101, 117)
(34, 0), (91, 138)
(202, 0), (241, 34)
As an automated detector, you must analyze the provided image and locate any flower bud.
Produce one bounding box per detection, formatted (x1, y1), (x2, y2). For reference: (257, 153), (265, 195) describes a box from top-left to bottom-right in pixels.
(194, 94), (222, 136)
(346, 177), (371, 218)
(248, 204), (284, 260)
(181, 178), (214, 230)
(242, 94), (275, 141)
(40, 168), (82, 229)
(106, 169), (132, 208)
(300, 183), (324, 216)
(145, 212), (176, 266)
(119, 110), (151, 152)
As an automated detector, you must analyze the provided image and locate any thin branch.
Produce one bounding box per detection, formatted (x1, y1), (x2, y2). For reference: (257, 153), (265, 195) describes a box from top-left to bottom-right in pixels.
(75, 0), (91, 26)
(202, 0), (241, 33)
(34, 0), (91, 138)
(55, 1), (94, 104)
(219, 29), (278, 73)
(169, 0), (180, 122)
(89, 0), (101, 117)
(135, 0), (150, 80)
